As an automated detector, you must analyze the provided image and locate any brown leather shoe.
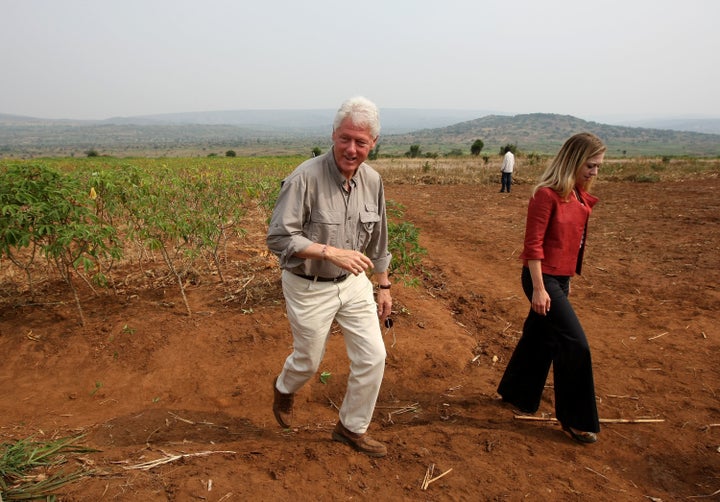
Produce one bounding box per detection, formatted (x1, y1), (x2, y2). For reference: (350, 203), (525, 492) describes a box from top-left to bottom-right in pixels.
(272, 376), (294, 428)
(332, 422), (387, 457)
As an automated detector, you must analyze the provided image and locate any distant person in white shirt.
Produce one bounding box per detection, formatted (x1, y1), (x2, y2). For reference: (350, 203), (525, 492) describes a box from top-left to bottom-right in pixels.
(500, 147), (516, 193)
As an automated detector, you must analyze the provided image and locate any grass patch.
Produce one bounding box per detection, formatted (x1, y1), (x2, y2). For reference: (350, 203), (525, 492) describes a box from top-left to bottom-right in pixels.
(625, 173), (661, 183)
(0, 435), (98, 500)
(375, 156), (720, 185)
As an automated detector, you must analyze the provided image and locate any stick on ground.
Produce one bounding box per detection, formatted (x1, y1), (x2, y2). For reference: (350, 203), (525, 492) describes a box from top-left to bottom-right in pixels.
(124, 450), (236, 471)
(421, 464), (453, 490)
(513, 415), (665, 424)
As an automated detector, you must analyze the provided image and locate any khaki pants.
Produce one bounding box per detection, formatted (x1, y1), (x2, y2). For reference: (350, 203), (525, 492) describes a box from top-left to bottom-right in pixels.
(276, 269), (386, 434)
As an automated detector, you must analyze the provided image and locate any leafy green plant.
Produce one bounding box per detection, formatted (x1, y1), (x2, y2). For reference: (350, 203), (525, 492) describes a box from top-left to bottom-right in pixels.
(182, 166), (247, 284)
(386, 200), (427, 280)
(0, 163), (121, 324)
(245, 176), (283, 223)
(320, 371), (332, 384)
(388, 221), (426, 276)
(114, 164), (248, 315)
(0, 164), (42, 292)
(90, 381), (103, 396)
(0, 157), (304, 319)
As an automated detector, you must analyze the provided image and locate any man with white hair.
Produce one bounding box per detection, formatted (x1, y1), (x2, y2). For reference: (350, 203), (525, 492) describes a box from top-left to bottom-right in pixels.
(267, 96), (392, 457)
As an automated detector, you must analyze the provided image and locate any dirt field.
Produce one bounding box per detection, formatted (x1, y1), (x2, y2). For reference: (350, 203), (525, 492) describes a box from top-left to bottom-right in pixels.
(1, 171), (719, 500)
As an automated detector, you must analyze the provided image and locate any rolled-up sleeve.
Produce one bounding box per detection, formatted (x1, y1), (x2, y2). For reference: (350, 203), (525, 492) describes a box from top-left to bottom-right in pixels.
(363, 181), (392, 273)
(266, 177), (313, 269)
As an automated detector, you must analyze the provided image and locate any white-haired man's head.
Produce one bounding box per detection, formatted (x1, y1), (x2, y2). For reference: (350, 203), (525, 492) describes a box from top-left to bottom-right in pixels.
(333, 96), (380, 139)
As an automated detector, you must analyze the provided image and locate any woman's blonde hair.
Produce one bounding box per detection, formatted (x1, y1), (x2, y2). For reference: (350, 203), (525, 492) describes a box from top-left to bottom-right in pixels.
(534, 132), (606, 199)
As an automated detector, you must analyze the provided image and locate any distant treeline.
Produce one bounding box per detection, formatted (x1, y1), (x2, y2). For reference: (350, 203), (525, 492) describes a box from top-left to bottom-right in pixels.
(1, 113), (719, 158)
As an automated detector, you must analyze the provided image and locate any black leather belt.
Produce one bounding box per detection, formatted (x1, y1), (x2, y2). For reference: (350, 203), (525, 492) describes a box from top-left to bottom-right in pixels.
(293, 272), (349, 283)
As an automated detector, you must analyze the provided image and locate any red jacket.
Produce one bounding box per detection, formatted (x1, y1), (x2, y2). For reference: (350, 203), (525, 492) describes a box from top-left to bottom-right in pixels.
(520, 186), (598, 276)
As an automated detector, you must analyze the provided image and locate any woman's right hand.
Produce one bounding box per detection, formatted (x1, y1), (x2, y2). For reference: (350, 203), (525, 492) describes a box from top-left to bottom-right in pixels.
(527, 260), (551, 315)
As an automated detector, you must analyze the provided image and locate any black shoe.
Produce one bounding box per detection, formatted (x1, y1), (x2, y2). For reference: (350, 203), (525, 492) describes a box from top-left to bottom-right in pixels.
(500, 396), (535, 414)
(562, 424), (597, 444)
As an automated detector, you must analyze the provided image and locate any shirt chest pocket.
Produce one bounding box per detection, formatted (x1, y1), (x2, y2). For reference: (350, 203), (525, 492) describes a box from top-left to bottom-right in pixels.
(358, 204), (381, 248)
(306, 209), (344, 243)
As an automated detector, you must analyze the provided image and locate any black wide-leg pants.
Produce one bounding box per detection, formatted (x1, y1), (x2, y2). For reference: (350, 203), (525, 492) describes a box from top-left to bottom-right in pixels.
(497, 267), (600, 433)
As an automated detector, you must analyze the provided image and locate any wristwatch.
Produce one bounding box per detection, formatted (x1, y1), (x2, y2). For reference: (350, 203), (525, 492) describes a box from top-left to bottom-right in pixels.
(378, 284), (391, 289)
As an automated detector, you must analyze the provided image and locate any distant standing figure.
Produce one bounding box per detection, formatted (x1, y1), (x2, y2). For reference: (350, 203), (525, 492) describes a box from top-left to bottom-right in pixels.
(497, 132), (605, 444)
(267, 96), (392, 457)
(500, 148), (515, 193)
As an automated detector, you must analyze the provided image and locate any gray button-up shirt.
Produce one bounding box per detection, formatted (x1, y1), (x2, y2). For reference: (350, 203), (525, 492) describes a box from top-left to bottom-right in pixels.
(266, 150), (392, 278)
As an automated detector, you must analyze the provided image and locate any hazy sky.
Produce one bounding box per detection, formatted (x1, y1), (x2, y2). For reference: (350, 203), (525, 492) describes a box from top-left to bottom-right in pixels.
(2, 0), (718, 121)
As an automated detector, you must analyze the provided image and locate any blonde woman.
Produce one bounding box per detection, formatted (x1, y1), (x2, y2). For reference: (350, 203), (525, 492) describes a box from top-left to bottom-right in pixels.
(498, 132), (606, 444)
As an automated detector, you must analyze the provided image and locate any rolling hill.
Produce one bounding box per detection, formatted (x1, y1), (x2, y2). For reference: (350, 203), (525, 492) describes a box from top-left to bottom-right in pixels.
(383, 113), (720, 157)
(1, 111), (719, 158)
